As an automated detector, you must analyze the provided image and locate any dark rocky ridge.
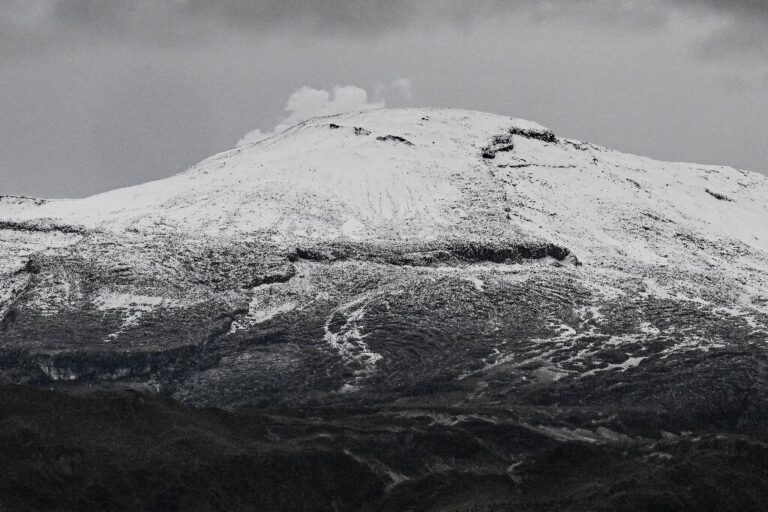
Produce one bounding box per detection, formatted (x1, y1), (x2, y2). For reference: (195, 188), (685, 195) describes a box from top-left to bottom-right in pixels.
(0, 385), (766, 512)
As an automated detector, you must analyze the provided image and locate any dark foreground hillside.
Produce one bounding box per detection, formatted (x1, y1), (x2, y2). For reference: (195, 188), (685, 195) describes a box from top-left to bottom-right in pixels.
(0, 385), (766, 512)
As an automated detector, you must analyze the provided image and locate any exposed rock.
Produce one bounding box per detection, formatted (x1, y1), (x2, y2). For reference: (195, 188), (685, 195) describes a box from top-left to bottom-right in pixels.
(376, 134), (414, 146)
(706, 188), (735, 202)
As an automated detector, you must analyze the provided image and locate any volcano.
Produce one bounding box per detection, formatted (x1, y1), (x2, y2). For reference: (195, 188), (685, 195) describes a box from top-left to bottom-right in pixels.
(1, 109), (768, 511)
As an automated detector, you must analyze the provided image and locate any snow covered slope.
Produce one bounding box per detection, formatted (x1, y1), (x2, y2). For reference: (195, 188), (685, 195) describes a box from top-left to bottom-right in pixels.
(8, 108), (767, 267)
(8, 110), (536, 240)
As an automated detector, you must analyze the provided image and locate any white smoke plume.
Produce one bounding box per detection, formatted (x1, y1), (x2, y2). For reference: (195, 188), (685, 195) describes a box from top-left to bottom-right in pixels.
(236, 80), (412, 147)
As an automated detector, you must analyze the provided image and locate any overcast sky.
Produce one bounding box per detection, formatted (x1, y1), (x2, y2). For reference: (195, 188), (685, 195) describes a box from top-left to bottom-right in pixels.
(1, 0), (766, 198)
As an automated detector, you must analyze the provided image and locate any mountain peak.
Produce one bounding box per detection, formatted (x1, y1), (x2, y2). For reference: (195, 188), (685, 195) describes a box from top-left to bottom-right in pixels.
(2, 111), (768, 503)
(5, 108), (766, 275)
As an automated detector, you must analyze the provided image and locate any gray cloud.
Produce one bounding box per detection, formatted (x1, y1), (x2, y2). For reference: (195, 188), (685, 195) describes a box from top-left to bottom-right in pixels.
(0, 1), (765, 67)
(1, 1), (766, 64)
(676, 0), (768, 59)
(2, 1), (764, 44)
(687, 0), (768, 16)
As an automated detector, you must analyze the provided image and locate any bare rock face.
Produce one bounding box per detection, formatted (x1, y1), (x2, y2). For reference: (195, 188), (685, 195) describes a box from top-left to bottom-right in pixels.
(1, 109), (768, 510)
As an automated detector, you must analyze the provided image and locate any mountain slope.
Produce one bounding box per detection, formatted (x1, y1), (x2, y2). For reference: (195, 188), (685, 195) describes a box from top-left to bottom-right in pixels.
(1, 107), (767, 398)
(1, 108), (768, 510)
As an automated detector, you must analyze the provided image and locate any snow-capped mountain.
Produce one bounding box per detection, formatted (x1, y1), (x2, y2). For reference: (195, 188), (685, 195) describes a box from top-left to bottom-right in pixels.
(3, 108), (768, 510)
(2, 107), (767, 397)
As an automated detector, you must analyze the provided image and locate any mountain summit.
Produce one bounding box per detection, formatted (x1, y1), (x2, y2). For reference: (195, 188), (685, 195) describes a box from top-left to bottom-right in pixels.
(1, 109), (768, 510)
(6, 108), (767, 267)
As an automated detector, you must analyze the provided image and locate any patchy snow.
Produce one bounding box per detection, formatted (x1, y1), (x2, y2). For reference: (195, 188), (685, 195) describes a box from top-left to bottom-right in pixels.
(251, 302), (297, 324)
(713, 306), (762, 330)
(324, 297), (383, 377)
(231, 301), (298, 333)
(0, 275), (29, 324)
(93, 292), (168, 311)
(93, 291), (181, 341)
(37, 362), (78, 382)
(581, 354), (648, 377)
(639, 322), (661, 336)
(464, 276), (485, 291)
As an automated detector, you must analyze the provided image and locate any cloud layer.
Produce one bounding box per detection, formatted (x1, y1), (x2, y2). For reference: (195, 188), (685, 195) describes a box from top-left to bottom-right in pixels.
(3, 1), (767, 51)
